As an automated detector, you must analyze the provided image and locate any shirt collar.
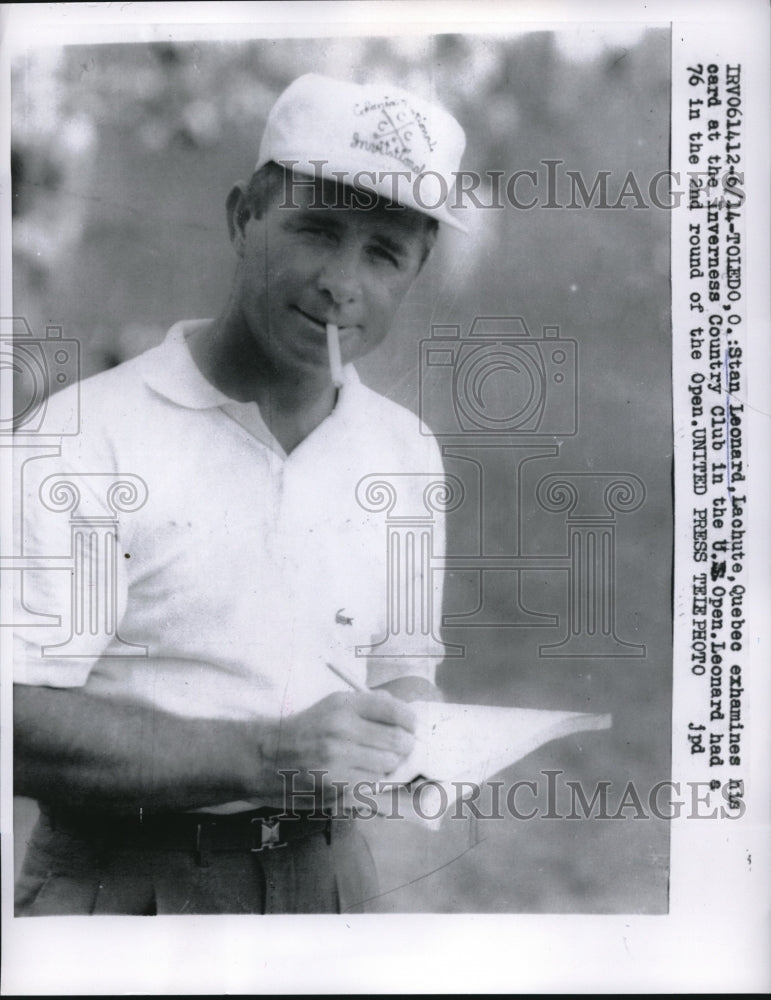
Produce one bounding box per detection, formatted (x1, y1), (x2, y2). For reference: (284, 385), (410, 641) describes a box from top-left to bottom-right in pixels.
(142, 320), (233, 409)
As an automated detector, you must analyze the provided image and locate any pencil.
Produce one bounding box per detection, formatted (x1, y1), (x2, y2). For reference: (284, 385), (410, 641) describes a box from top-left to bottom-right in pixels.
(325, 660), (366, 692)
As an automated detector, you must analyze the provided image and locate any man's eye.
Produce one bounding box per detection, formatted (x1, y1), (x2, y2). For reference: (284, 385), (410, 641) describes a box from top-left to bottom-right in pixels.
(369, 245), (400, 267)
(299, 226), (336, 242)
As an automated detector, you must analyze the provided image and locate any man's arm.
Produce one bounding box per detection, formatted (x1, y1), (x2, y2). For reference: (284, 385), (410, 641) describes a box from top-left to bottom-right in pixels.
(14, 682), (417, 814)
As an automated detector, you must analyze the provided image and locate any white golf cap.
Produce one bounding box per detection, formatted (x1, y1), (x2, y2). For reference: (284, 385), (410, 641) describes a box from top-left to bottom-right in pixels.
(256, 73), (467, 231)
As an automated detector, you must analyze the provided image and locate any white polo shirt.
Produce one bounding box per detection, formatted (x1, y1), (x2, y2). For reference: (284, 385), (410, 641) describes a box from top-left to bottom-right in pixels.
(15, 321), (446, 725)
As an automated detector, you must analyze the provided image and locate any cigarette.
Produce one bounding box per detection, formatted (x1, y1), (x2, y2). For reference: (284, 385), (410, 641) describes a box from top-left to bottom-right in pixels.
(326, 323), (344, 387)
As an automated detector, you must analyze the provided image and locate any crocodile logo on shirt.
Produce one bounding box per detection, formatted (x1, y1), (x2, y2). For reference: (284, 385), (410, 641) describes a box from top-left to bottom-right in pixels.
(335, 608), (354, 626)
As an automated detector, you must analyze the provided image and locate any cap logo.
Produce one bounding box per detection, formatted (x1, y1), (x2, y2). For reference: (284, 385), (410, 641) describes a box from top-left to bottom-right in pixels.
(351, 97), (436, 177)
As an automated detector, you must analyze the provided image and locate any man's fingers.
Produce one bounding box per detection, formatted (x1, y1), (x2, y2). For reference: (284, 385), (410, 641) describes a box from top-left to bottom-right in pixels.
(333, 747), (404, 780)
(352, 690), (417, 732)
(352, 717), (415, 757)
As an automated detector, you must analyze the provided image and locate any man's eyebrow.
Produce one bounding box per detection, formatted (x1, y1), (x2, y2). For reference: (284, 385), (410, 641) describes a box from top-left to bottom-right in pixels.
(280, 208), (343, 229)
(369, 231), (410, 257)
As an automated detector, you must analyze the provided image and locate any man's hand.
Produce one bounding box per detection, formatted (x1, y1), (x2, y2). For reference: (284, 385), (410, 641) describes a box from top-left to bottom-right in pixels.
(262, 690), (417, 803)
(375, 675), (445, 703)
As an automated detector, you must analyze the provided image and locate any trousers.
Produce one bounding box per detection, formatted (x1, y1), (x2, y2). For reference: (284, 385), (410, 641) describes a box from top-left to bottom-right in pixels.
(15, 805), (379, 915)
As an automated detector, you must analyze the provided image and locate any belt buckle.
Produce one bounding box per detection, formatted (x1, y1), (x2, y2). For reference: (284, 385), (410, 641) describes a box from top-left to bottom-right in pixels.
(250, 816), (286, 852)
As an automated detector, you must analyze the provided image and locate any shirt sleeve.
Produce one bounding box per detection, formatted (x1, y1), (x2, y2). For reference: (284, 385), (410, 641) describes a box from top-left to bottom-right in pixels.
(13, 416), (132, 689)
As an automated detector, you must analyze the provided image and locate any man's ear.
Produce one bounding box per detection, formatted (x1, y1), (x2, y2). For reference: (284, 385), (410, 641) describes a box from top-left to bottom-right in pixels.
(226, 183), (251, 254)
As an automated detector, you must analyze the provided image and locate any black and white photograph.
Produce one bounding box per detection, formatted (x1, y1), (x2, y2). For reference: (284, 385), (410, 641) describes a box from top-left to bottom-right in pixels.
(1, 1), (768, 994)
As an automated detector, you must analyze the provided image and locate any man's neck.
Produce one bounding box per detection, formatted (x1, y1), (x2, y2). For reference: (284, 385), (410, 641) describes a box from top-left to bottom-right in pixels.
(187, 316), (339, 454)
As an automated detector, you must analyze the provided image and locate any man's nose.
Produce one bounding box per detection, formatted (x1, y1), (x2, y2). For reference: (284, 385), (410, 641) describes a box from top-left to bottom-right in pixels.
(316, 250), (363, 306)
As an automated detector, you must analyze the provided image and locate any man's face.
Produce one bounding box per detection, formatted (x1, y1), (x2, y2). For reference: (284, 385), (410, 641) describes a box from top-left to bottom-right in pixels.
(230, 182), (431, 379)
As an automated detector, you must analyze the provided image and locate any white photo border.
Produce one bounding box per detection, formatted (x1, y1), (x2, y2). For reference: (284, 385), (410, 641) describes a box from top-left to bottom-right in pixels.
(1, 1), (768, 994)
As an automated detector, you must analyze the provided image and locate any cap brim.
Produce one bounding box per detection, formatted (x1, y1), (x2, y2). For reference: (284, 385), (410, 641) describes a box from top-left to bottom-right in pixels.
(256, 157), (468, 234)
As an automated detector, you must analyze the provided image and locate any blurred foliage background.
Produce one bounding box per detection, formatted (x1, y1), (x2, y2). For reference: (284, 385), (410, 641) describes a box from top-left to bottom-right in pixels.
(12, 27), (672, 913)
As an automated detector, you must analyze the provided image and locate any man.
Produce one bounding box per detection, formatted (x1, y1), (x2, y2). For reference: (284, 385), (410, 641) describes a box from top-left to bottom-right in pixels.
(13, 73), (466, 914)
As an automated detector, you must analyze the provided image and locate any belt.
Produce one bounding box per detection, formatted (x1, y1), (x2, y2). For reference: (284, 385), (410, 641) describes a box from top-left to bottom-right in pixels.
(46, 806), (334, 867)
